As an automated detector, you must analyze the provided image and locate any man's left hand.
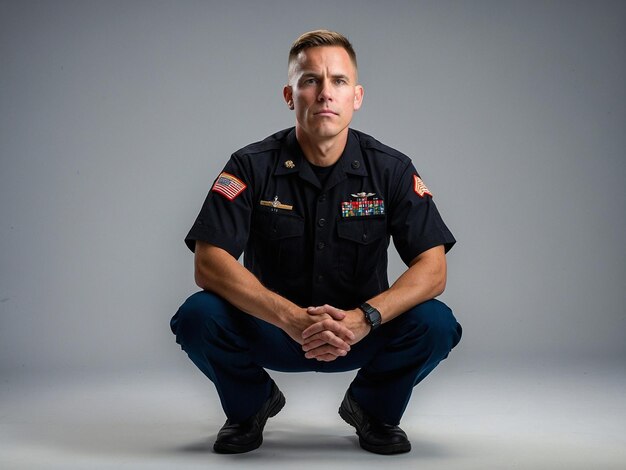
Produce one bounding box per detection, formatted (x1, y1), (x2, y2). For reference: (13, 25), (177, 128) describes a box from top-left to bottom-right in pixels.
(302, 305), (371, 361)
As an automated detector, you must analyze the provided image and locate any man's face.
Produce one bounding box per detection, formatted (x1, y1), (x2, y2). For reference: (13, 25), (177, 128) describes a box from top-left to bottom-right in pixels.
(284, 46), (364, 144)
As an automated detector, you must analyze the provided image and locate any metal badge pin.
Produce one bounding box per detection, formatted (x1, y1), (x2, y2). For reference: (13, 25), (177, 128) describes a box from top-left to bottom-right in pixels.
(260, 195), (293, 211)
(284, 160), (295, 169)
(351, 192), (376, 199)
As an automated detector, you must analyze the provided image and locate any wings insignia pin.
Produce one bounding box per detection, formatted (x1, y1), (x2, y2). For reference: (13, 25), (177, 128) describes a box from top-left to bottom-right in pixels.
(351, 192), (376, 199)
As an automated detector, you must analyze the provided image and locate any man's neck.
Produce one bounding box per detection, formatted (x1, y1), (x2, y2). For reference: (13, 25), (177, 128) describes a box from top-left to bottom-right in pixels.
(295, 127), (349, 167)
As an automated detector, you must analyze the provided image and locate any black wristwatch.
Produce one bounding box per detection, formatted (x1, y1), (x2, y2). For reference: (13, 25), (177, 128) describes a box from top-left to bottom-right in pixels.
(359, 302), (382, 331)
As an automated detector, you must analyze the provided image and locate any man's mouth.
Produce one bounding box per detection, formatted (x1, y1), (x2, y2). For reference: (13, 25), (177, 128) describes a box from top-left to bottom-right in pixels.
(314, 109), (338, 116)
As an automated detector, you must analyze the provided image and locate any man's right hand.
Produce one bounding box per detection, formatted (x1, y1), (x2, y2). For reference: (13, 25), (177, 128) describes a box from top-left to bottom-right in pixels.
(281, 307), (355, 361)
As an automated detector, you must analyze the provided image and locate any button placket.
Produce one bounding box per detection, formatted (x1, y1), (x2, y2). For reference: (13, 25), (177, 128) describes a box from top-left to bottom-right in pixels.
(313, 191), (330, 289)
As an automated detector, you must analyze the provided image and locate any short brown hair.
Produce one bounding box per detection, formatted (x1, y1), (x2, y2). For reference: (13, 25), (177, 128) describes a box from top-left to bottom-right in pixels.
(288, 30), (357, 77)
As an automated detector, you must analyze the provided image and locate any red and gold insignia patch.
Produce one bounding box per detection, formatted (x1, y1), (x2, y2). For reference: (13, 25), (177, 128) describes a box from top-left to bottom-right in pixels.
(413, 175), (432, 198)
(212, 172), (247, 200)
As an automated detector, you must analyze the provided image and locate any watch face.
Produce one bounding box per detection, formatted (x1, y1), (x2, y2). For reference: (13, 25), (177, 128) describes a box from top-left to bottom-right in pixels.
(362, 304), (381, 328)
(368, 311), (381, 325)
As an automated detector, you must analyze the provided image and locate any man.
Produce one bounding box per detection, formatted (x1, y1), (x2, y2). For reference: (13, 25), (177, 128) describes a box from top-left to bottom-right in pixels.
(171, 30), (462, 455)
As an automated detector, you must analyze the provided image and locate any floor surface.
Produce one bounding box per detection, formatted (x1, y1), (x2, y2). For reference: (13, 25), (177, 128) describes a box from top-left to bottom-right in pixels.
(1, 359), (625, 469)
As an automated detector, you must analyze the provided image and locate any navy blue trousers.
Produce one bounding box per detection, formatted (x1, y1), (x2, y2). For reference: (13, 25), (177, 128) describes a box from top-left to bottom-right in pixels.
(171, 291), (461, 425)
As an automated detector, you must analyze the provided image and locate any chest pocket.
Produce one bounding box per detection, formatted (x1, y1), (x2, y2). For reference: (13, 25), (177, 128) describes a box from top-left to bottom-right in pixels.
(336, 217), (388, 281)
(251, 209), (305, 276)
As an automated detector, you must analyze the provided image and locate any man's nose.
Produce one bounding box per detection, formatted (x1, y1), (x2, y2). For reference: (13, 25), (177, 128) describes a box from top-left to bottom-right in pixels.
(317, 79), (333, 101)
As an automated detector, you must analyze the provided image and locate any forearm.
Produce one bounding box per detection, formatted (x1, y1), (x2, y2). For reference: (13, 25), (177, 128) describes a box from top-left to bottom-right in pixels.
(194, 241), (300, 329)
(366, 245), (447, 323)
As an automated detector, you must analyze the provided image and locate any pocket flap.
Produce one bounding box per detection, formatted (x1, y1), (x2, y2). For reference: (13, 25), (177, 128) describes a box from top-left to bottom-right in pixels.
(253, 210), (305, 240)
(337, 218), (387, 245)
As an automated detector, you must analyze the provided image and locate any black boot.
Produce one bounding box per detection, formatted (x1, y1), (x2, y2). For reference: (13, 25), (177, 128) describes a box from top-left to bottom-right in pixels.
(213, 382), (285, 454)
(339, 390), (411, 454)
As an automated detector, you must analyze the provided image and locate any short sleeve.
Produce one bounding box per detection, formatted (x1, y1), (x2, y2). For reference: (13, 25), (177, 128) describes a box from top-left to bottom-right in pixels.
(389, 163), (456, 266)
(184, 156), (254, 258)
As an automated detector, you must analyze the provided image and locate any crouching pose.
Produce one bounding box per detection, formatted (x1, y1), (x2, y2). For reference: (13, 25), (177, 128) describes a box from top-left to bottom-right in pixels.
(171, 29), (462, 455)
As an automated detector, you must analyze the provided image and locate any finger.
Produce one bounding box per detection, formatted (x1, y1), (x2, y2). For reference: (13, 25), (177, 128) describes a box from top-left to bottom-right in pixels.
(318, 319), (355, 342)
(306, 306), (326, 316)
(303, 331), (351, 351)
(301, 338), (326, 351)
(304, 344), (348, 360)
(307, 305), (346, 320)
(301, 320), (327, 339)
(303, 325), (352, 347)
(302, 319), (355, 342)
(302, 334), (351, 352)
(325, 318), (356, 340)
(321, 304), (346, 321)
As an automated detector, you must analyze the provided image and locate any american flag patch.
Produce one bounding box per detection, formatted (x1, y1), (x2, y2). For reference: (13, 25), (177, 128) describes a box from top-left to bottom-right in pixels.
(212, 172), (247, 200)
(413, 175), (432, 198)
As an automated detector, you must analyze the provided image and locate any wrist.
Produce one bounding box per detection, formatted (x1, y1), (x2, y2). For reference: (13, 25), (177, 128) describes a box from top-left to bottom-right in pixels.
(274, 300), (303, 328)
(350, 308), (370, 330)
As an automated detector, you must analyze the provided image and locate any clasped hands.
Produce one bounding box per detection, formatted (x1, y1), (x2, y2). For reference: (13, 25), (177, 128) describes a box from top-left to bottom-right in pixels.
(299, 304), (371, 362)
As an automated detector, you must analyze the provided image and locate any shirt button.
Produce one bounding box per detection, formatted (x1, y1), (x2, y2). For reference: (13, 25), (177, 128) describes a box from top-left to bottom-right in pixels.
(362, 233), (368, 241)
(319, 193), (327, 202)
(351, 160), (360, 169)
(318, 218), (326, 227)
(317, 242), (325, 250)
(316, 275), (324, 283)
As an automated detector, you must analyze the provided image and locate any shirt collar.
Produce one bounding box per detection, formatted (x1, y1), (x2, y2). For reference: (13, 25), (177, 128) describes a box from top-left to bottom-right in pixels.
(275, 129), (368, 188)
(340, 130), (368, 177)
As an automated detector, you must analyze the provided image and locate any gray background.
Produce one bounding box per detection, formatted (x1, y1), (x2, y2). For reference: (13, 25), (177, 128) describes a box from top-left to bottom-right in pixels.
(1, 1), (625, 468)
(2, 0), (624, 374)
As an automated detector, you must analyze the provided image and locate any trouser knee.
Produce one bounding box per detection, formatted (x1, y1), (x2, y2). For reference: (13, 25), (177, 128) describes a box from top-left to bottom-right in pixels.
(402, 299), (462, 355)
(170, 291), (231, 351)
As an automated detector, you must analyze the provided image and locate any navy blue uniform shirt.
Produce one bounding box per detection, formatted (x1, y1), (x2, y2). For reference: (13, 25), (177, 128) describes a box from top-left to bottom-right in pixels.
(186, 127), (455, 310)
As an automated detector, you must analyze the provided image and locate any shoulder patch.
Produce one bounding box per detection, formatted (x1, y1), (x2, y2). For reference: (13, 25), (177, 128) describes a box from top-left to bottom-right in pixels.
(413, 175), (433, 198)
(212, 172), (247, 200)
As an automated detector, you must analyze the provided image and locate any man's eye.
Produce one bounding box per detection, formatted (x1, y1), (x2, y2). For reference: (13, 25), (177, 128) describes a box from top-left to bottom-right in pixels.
(304, 78), (317, 85)
(335, 79), (347, 85)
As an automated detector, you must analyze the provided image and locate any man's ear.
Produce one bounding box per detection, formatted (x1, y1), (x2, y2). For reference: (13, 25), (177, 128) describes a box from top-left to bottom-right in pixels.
(283, 85), (294, 110)
(353, 85), (364, 111)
